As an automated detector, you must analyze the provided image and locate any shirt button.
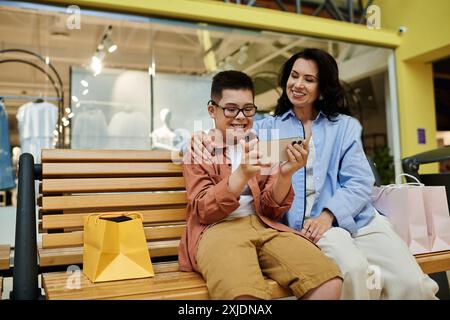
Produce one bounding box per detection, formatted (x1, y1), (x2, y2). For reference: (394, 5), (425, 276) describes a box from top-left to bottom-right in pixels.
(316, 177), (319, 180)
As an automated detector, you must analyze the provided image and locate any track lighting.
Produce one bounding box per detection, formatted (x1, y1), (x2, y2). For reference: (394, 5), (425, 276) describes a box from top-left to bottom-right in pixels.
(89, 25), (117, 75)
(104, 36), (117, 53)
(218, 42), (250, 71)
(237, 45), (249, 65)
(102, 25), (118, 53)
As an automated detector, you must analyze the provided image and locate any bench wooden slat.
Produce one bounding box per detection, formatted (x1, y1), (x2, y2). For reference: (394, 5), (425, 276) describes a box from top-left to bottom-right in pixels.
(38, 240), (180, 267)
(42, 224), (185, 248)
(42, 208), (187, 229)
(42, 177), (186, 194)
(415, 251), (450, 274)
(42, 163), (182, 178)
(41, 266), (291, 300)
(43, 269), (207, 300)
(42, 192), (187, 211)
(42, 149), (180, 162)
(0, 245), (10, 270)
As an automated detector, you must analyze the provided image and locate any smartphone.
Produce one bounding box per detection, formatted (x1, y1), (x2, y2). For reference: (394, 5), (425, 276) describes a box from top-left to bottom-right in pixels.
(258, 137), (304, 163)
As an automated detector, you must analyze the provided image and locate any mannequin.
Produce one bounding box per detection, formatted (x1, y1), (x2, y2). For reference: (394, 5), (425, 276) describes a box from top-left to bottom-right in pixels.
(108, 71), (151, 149)
(151, 108), (181, 151)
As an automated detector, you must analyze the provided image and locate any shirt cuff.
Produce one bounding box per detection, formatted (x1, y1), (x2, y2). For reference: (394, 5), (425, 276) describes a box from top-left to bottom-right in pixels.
(324, 200), (357, 234)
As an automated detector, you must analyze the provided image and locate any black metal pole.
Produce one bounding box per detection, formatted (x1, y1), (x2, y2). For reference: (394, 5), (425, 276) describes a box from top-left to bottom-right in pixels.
(10, 153), (40, 300)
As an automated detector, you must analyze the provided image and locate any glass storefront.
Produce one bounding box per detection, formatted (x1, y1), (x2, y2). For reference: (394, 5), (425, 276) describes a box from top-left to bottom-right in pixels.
(0, 0), (397, 206)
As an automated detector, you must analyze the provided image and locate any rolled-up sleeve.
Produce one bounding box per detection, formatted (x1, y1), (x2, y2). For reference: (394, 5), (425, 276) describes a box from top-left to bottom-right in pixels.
(260, 165), (295, 221)
(182, 154), (240, 225)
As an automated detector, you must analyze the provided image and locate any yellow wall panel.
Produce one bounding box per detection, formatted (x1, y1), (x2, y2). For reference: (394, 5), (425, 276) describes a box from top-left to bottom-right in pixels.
(44, 0), (400, 47)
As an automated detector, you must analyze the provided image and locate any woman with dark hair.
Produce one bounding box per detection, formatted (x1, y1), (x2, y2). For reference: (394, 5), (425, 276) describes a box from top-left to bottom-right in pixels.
(252, 48), (438, 299)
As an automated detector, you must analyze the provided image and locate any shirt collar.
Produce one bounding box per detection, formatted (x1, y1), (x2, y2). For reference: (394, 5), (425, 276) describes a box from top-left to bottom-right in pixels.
(280, 108), (296, 121)
(280, 108), (326, 122)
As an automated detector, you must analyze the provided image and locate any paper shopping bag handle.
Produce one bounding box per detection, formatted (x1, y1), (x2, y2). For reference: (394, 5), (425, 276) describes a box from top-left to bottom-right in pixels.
(394, 173), (422, 185)
(371, 173), (425, 203)
(85, 212), (144, 224)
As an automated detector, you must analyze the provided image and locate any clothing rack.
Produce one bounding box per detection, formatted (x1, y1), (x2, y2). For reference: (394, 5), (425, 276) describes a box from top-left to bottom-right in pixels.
(0, 95), (61, 102)
(0, 49), (65, 147)
(78, 99), (142, 108)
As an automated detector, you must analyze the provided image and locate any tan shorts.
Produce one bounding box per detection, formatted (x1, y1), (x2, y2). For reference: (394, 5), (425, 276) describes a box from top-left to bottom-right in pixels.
(196, 215), (341, 300)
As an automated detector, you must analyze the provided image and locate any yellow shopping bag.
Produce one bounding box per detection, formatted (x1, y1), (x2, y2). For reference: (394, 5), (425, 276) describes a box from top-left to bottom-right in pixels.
(83, 212), (155, 283)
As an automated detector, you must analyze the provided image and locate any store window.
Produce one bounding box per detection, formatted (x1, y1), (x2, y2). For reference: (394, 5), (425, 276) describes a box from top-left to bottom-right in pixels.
(0, 1), (398, 205)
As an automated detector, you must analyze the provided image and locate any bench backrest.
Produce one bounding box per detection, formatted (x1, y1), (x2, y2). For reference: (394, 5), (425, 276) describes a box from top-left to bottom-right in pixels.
(38, 149), (186, 267)
(0, 245), (10, 271)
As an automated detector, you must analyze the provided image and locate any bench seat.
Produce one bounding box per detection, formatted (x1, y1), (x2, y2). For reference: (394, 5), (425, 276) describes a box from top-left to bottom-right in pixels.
(415, 251), (450, 274)
(42, 261), (291, 300)
(40, 250), (450, 300)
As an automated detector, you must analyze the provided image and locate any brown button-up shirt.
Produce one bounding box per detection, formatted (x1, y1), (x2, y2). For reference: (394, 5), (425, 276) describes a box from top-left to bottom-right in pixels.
(178, 146), (303, 272)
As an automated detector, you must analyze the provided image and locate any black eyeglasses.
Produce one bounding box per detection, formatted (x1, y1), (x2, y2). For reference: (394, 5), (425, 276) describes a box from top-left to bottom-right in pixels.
(208, 100), (257, 118)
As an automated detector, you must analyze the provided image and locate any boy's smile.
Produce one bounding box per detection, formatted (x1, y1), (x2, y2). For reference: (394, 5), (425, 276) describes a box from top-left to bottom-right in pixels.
(208, 89), (254, 144)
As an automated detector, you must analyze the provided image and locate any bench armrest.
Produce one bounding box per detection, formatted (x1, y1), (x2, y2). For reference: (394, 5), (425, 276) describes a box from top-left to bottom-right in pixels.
(10, 153), (41, 300)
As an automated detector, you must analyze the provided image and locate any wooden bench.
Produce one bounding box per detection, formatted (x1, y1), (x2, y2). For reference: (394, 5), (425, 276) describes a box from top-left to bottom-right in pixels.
(0, 244), (11, 300)
(0, 245), (10, 272)
(12, 149), (450, 300)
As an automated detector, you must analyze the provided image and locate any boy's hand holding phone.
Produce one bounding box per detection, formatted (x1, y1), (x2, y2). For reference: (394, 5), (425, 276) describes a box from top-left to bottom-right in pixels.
(237, 136), (270, 178)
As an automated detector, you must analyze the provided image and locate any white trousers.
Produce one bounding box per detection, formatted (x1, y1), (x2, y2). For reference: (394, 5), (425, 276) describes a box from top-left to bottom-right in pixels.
(317, 213), (439, 300)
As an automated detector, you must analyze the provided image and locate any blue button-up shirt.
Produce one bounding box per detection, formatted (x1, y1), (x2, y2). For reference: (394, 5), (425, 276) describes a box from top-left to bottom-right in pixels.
(253, 109), (375, 234)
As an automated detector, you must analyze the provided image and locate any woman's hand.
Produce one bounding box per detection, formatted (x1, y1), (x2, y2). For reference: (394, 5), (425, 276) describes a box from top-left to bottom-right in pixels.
(279, 137), (310, 178)
(300, 209), (335, 243)
(189, 130), (215, 164)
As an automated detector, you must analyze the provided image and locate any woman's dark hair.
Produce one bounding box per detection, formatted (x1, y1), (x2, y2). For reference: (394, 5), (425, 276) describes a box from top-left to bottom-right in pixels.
(274, 48), (350, 120)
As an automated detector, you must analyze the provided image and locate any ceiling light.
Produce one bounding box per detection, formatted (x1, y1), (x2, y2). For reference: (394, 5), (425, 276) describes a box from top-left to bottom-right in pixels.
(90, 56), (102, 76)
(102, 25), (118, 53)
(80, 80), (89, 87)
(237, 45), (249, 65)
(90, 50), (104, 76)
(104, 36), (117, 53)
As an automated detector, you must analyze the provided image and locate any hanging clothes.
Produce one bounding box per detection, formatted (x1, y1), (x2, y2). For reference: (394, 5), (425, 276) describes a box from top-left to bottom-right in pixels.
(71, 106), (109, 149)
(0, 98), (16, 190)
(16, 100), (58, 163)
(107, 110), (150, 149)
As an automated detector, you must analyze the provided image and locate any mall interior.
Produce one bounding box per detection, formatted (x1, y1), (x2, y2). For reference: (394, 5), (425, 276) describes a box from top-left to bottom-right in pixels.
(0, 0), (449, 300)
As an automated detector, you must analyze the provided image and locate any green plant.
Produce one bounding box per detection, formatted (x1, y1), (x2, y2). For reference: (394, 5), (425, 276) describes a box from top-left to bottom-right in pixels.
(372, 146), (395, 185)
